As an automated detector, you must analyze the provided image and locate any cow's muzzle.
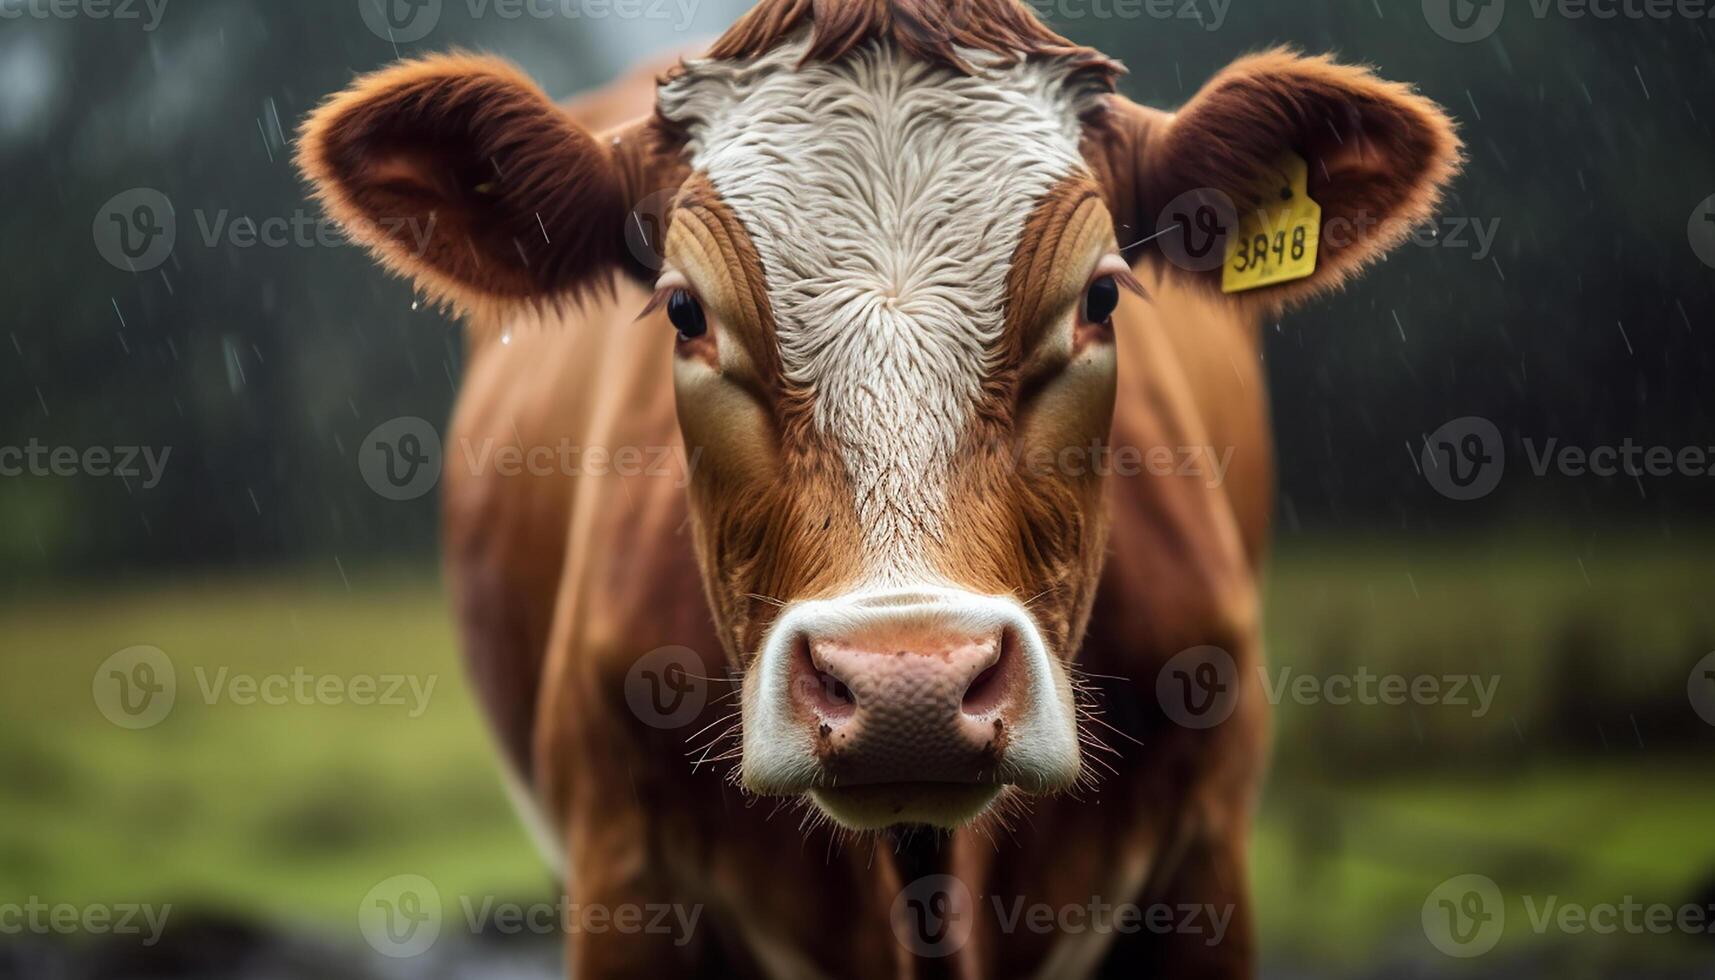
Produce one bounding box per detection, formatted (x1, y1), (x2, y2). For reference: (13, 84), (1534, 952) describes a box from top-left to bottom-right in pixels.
(741, 587), (1080, 829)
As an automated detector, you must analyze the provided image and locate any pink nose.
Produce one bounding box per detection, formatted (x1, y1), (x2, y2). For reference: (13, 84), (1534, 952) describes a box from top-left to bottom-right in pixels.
(788, 622), (1023, 784)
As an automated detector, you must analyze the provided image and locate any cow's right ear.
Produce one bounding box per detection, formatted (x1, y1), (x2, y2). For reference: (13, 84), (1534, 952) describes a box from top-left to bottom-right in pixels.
(297, 54), (645, 316)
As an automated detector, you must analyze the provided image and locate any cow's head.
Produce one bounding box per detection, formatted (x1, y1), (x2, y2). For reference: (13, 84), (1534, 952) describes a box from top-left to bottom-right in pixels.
(299, 0), (1459, 830)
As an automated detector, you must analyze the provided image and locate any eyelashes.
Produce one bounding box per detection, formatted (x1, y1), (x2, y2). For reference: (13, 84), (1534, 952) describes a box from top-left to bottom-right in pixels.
(1091, 254), (1147, 302)
(638, 275), (711, 346)
(1112, 268), (1147, 299)
(1075, 257), (1145, 326)
(635, 285), (676, 321)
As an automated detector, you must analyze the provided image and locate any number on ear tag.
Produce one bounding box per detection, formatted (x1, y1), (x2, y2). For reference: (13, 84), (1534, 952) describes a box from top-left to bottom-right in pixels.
(1221, 153), (1321, 294)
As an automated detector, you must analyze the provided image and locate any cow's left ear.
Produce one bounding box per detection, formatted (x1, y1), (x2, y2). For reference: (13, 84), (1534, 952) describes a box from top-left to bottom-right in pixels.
(1102, 48), (1462, 312)
(297, 53), (668, 319)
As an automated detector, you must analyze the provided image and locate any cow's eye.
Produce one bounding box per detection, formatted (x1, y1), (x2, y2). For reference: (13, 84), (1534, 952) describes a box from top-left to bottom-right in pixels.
(1082, 275), (1119, 324)
(667, 289), (706, 340)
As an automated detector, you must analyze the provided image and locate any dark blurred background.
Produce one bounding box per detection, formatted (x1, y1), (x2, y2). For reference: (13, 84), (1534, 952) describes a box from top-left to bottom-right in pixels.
(3, 0), (1713, 579)
(2, 1), (1713, 977)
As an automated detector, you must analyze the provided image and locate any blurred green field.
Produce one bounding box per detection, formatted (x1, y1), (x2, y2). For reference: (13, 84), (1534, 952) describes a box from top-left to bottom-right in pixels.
(0, 571), (552, 934)
(3, 535), (1713, 968)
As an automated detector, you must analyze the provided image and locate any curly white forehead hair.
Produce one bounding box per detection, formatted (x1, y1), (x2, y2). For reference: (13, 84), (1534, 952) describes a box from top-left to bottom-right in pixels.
(658, 34), (1109, 583)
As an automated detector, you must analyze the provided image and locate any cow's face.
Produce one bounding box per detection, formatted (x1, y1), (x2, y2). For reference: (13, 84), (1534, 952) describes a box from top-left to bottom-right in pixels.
(298, 20), (1458, 830)
(651, 38), (1133, 827)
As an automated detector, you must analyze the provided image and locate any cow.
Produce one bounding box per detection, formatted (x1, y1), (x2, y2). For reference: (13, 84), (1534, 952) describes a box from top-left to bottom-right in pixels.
(297, 1), (1460, 975)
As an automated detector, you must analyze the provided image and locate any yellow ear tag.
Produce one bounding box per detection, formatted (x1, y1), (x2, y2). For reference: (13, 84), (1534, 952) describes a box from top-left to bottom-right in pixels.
(1221, 153), (1321, 294)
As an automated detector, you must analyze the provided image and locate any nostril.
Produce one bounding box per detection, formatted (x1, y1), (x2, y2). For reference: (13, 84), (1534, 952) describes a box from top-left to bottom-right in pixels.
(822, 670), (855, 711)
(962, 663), (1004, 716)
(960, 630), (1015, 717)
(794, 636), (857, 722)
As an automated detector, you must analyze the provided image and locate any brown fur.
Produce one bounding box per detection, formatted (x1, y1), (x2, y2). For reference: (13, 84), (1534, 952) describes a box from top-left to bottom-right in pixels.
(666, 174), (784, 385)
(296, 54), (684, 325)
(1131, 48), (1465, 315)
(647, 0), (1123, 167)
(702, 0), (1121, 79)
(998, 178), (1112, 361)
(941, 177), (1120, 661)
(295, 4), (1461, 974)
(665, 177), (873, 663)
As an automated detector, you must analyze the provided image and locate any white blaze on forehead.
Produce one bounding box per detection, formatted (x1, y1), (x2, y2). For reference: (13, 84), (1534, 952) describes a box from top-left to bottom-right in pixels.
(659, 36), (1094, 580)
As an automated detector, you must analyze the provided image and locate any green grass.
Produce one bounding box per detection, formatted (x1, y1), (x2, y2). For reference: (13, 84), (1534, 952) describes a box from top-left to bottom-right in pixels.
(1250, 532), (1715, 963)
(1251, 765), (1715, 965)
(2, 537), (1713, 962)
(1260, 532), (1715, 774)
(0, 569), (550, 934)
